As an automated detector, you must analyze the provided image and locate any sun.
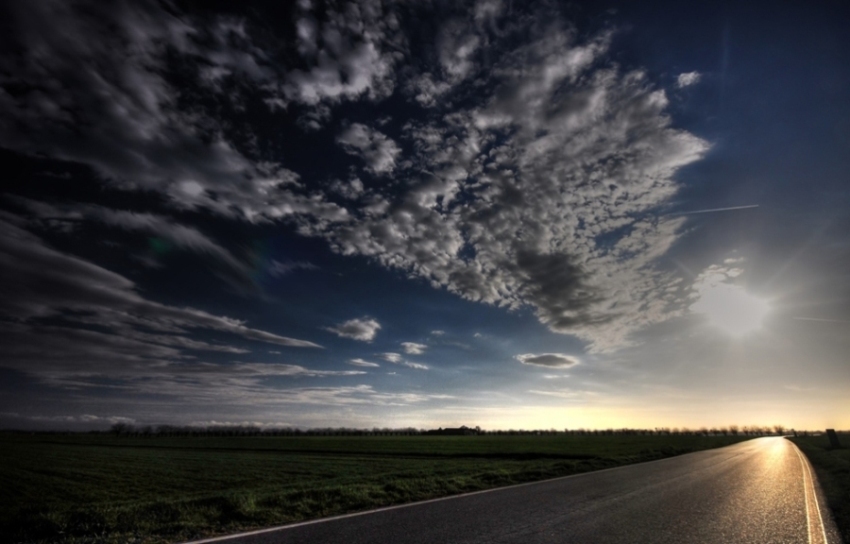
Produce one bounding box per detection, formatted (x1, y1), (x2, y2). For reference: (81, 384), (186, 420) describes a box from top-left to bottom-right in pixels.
(690, 274), (770, 336)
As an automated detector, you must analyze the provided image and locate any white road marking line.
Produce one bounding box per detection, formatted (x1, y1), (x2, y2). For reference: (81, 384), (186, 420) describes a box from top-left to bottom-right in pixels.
(799, 443), (813, 544)
(790, 441), (829, 544)
(805, 450), (829, 544)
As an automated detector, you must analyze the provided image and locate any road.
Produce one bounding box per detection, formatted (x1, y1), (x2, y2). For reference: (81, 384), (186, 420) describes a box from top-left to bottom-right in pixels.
(188, 437), (839, 544)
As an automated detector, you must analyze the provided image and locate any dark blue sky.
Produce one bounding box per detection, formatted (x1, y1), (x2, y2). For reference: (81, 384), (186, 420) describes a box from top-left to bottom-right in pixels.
(1, 0), (848, 430)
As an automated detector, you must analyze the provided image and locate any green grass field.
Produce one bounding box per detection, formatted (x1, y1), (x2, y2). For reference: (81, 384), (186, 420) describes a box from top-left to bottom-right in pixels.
(0, 433), (752, 544)
(789, 434), (850, 543)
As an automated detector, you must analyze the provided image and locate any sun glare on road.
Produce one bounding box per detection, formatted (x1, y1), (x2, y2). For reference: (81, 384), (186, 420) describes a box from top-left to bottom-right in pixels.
(691, 267), (770, 336)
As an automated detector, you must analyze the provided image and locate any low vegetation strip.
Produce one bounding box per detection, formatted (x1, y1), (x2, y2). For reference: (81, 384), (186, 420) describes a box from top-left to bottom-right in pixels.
(1, 433), (750, 544)
(789, 434), (850, 543)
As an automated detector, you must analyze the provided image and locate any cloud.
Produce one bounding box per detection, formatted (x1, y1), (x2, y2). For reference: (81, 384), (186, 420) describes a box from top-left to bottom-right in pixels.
(330, 177), (366, 200)
(527, 389), (592, 400)
(348, 358), (380, 368)
(227, 363), (366, 378)
(315, 9), (707, 352)
(12, 364), (446, 413)
(336, 123), (401, 175)
(403, 8), (495, 107)
(12, 198), (254, 287)
(430, 330), (445, 336)
(188, 420), (294, 429)
(268, 260), (318, 277)
(0, 413), (136, 425)
(0, 0), (349, 224)
(438, 19), (480, 81)
(405, 17), (481, 107)
(0, 218), (321, 386)
(515, 353), (581, 368)
(53, 375), (446, 409)
(792, 317), (850, 324)
(380, 352), (429, 370)
(326, 318), (381, 342)
(286, 41), (393, 106)
(406, 74), (454, 108)
(401, 342), (427, 355)
(676, 71), (701, 88)
(283, 1), (403, 107)
(246, 384), (449, 407)
(0, 218), (285, 340)
(381, 352), (403, 364)
(0, 1), (710, 354)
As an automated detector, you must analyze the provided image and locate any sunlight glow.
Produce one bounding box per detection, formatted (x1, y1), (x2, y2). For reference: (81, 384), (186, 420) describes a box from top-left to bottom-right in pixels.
(691, 266), (770, 336)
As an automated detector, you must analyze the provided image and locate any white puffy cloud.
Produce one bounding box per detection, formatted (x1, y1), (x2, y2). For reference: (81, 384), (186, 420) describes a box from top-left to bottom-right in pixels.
(404, 3), (500, 108)
(676, 71), (701, 88)
(406, 74), (454, 108)
(438, 19), (480, 81)
(515, 353), (581, 368)
(315, 12), (708, 352)
(285, 42), (394, 105)
(326, 318), (381, 342)
(283, 0), (403, 107)
(330, 177), (366, 200)
(381, 352), (403, 363)
(401, 342), (427, 355)
(337, 123), (401, 175)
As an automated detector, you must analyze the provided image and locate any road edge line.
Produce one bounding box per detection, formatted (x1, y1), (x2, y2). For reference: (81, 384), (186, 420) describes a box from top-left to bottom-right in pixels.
(789, 439), (829, 544)
(793, 441), (813, 544)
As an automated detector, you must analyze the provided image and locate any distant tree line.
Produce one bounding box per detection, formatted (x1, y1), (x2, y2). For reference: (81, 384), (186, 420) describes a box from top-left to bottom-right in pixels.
(104, 422), (812, 438)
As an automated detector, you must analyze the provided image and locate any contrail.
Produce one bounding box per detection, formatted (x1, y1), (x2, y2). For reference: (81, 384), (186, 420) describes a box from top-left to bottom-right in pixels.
(674, 204), (759, 216)
(793, 317), (850, 324)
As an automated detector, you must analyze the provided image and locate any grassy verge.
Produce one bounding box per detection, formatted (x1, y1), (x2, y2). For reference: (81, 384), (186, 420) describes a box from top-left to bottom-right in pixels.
(789, 434), (850, 543)
(1, 433), (750, 544)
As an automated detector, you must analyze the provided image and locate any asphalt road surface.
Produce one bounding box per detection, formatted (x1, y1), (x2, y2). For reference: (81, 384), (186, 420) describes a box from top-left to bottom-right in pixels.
(189, 437), (839, 544)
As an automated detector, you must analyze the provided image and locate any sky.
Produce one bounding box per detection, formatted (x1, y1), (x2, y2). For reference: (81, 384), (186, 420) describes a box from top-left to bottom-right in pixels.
(1, 0), (848, 431)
